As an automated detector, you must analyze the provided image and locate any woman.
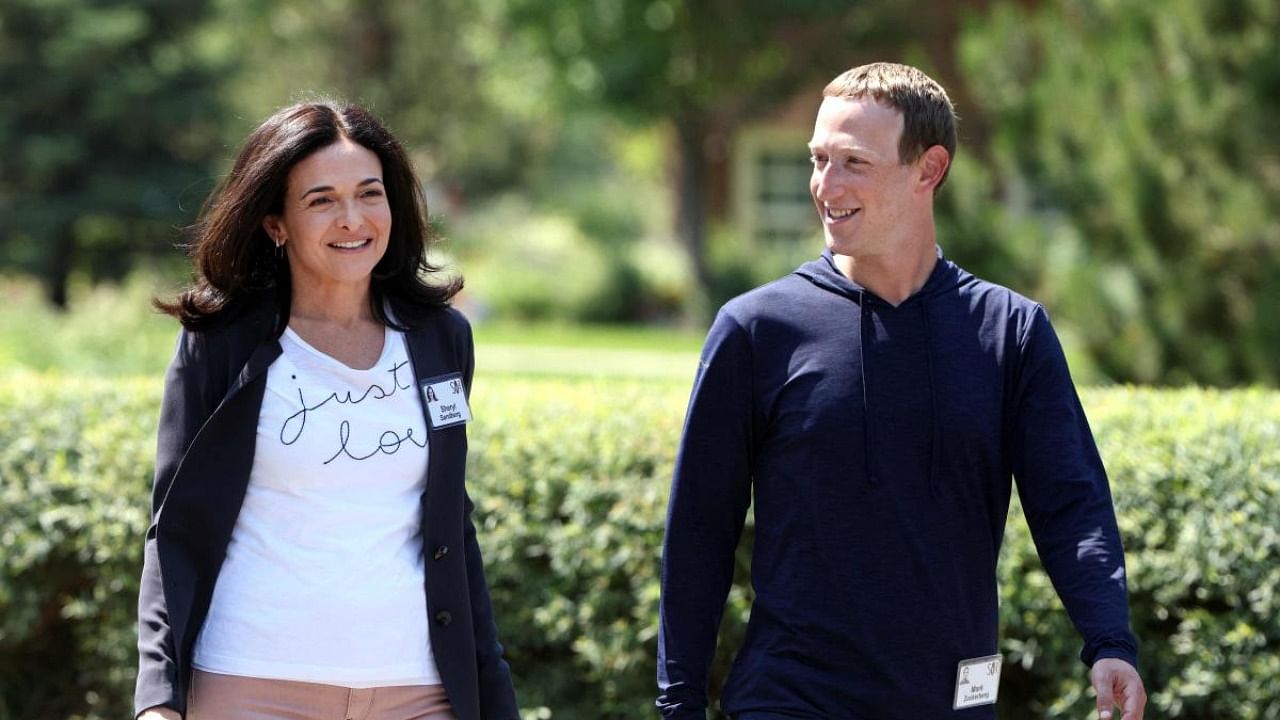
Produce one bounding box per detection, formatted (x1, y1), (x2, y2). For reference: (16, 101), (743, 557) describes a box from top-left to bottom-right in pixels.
(135, 101), (519, 720)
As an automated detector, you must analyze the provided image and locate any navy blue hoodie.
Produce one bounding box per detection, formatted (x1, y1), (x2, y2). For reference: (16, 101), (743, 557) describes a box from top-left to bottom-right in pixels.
(657, 249), (1137, 719)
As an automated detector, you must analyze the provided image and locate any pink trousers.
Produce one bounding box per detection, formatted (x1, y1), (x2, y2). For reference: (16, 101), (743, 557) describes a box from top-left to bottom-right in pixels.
(186, 670), (458, 720)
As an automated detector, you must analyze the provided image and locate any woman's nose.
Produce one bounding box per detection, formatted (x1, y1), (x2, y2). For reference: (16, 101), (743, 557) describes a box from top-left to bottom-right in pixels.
(337, 200), (362, 231)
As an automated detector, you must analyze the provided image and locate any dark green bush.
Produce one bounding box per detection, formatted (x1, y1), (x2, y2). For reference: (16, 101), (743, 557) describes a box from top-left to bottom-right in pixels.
(997, 389), (1280, 719)
(1, 378), (1276, 719)
(0, 375), (156, 720)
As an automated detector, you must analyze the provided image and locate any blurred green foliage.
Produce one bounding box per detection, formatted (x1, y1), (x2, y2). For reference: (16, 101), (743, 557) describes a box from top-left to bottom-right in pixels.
(949, 0), (1280, 385)
(205, 0), (549, 197)
(0, 0), (225, 306)
(2, 378), (1277, 718)
(501, 0), (915, 298)
(2, 0), (1278, 385)
(0, 275), (176, 378)
(455, 197), (621, 322)
(0, 274), (703, 380)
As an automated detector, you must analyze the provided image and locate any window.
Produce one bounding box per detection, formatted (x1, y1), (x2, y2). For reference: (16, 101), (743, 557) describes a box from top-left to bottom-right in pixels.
(732, 127), (820, 267)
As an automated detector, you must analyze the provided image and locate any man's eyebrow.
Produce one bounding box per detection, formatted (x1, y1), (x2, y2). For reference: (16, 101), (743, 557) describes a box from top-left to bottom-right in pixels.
(808, 143), (861, 153)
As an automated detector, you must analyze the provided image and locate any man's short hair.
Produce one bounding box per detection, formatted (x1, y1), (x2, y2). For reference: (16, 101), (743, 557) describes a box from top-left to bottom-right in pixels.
(823, 62), (958, 189)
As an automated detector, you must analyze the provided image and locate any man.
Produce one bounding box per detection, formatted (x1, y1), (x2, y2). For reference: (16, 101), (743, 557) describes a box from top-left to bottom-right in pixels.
(656, 62), (1146, 720)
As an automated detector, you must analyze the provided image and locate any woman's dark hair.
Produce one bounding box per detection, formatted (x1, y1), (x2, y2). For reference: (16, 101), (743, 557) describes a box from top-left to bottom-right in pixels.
(156, 100), (461, 329)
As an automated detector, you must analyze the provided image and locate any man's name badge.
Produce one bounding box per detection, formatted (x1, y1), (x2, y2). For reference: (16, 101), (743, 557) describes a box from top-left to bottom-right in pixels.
(422, 373), (471, 429)
(953, 654), (1003, 710)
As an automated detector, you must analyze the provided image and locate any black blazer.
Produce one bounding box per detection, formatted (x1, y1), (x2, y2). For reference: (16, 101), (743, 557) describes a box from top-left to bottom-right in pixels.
(134, 301), (519, 720)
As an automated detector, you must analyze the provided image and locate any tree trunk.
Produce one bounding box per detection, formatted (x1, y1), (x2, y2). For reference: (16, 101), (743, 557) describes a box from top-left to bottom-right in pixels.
(45, 222), (75, 309)
(674, 111), (713, 309)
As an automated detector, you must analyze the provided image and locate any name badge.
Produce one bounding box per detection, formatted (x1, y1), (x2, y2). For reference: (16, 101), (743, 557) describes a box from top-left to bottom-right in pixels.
(421, 373), (472, 429)
(954, 654), (1002, 710)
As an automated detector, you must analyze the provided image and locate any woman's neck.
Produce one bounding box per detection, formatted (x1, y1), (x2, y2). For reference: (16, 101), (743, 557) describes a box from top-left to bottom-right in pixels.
(289, 283), (376, 327)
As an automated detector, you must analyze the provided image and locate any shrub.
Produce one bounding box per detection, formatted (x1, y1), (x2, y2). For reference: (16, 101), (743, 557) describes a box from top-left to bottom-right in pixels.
(0, 378), (1276, 719)
(997, 388), (1280, 719)
(0, 374), (157, 720)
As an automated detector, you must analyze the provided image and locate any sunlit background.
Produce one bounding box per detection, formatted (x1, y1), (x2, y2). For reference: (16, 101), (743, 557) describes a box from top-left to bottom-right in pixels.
(1, 1), (1278, 719)
(2, 0), (1277, 384)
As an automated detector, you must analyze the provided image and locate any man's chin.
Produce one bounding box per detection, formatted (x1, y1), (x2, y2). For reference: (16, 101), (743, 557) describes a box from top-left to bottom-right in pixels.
(825, 234), (863, 257)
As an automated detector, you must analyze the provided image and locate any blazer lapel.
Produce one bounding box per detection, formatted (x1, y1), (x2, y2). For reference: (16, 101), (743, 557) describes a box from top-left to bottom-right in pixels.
(402, 311), (469, 526)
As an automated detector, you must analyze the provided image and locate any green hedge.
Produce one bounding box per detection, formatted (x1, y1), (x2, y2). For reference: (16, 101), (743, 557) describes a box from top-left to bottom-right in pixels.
(1, 377), (1277, 719)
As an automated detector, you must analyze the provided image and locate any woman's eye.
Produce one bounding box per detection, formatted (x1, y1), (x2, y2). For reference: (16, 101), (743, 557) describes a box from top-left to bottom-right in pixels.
(307, 197), (332, 207)
(361, 189), (384, 199)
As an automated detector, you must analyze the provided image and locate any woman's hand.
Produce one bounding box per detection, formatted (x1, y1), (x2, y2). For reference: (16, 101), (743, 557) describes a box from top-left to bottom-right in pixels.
(138, 706), (181, 720)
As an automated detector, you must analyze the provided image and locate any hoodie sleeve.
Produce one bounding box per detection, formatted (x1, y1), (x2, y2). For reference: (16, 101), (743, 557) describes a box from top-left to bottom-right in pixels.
(1009, 306), (1139, 669)
(657, 310), (755, 718)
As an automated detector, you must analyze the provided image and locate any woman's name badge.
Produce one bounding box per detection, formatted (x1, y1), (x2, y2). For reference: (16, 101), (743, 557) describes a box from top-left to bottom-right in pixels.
(422, 374), (471, 429)
(953, 654), (1002, 710)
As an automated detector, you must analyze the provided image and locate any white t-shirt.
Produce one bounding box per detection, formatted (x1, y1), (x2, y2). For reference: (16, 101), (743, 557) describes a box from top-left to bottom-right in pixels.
(193, 325), (440, 687)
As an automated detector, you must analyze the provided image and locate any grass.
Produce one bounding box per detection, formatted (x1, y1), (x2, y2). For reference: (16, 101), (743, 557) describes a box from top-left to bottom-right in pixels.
(477, 343), (697, 381)
(0, 275), (176, 378)
(474, 320), (704, 352)
(475, 321), (701, 380)
(0, 276), (705, 381)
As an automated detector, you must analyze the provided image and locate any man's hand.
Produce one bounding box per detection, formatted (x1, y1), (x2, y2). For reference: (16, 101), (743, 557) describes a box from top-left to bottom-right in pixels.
(1091, 658), (1146, 720)
(137, 706), (181, 720)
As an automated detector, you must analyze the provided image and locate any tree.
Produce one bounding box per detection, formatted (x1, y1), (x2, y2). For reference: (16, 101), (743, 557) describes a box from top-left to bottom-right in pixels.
(950, 0), (1280, 386)
(209, 0), (549, 199)
(500, 0), (918, 305)
(0, 0), (226, 306)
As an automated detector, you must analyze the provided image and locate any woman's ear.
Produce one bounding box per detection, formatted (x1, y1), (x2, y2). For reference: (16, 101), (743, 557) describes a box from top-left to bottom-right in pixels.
(262, 215), (285, 246)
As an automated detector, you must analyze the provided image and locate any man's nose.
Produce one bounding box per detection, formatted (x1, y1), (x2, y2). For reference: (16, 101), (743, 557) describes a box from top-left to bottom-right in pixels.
(814, 166), (843, 201)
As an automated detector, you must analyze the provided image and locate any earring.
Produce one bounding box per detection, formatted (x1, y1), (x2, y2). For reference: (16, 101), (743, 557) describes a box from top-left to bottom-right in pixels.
(275, 239), (285, 259)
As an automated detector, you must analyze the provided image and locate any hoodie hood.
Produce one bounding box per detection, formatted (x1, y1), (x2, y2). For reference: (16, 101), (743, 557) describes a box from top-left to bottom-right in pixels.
(792, 245), (965, 498)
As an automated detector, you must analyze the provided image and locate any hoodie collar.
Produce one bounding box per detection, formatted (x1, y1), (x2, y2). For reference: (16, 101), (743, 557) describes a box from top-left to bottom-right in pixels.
(794, 245), (958, 306)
